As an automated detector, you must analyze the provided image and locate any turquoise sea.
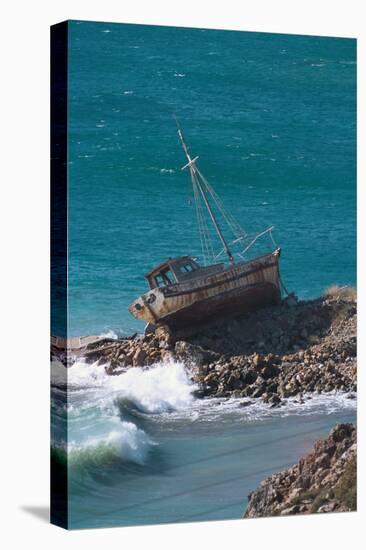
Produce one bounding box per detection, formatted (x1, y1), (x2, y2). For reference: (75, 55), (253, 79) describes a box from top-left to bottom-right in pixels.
(66, 21), (356, 338)
(52, 21), (356, 530)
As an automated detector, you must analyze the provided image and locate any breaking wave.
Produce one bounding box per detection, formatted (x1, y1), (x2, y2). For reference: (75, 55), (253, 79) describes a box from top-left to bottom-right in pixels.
(67, 422), (154, 468)
(64, 359), (197, 412)
(51, 359), (197, 467)
(51, 359), (356, 470)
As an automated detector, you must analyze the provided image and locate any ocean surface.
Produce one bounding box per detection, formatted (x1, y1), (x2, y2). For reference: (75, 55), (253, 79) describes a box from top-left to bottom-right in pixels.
(51, 360), (356, 529)
(63, 21), (356, 338)
(52, 21), (356, 530)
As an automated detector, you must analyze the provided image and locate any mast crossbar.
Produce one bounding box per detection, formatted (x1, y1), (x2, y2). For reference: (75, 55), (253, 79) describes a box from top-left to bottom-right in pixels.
(175, 120), (275, 266)
(181, 156), (199, 170)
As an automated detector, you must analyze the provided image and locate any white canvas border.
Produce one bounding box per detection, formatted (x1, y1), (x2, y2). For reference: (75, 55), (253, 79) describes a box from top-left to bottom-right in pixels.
(1, 1), (364, 548)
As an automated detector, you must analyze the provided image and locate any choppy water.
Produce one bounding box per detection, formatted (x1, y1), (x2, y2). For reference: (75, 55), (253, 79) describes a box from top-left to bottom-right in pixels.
(52, 21), (356, 529)
(56, 20), (357, 338)
(51, 360), (356, 528)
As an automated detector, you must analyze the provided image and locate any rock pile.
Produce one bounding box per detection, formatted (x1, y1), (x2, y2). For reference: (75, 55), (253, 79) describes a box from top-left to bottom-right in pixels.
(183, 293), (356, 402)
(58, 289), (356, 403)
(244, 423), (357, 517)
(81, 326), (173, 373)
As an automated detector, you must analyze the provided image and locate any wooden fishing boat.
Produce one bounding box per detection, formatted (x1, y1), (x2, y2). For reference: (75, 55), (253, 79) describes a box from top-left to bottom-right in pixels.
(128, 124), (283, 331)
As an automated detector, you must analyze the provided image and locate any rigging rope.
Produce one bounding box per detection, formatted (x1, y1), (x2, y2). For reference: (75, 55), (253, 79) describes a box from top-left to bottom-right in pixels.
(195, 167), (247, 242)
(191, 169), (214, 264)
(182, 142), (274, 264)
(194, 165), (277, 262)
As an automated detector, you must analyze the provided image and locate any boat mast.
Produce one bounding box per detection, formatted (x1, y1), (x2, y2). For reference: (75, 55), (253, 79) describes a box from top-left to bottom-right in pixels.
(176, 123), (234, 265)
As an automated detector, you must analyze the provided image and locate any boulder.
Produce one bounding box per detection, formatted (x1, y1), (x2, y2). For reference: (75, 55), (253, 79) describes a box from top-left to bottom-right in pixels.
(244, 423), (356, 518)
(133, 348), (147, 367)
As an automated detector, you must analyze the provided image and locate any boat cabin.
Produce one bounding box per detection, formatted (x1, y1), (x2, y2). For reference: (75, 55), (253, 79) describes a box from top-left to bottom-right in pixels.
(145, 256), (225, 289)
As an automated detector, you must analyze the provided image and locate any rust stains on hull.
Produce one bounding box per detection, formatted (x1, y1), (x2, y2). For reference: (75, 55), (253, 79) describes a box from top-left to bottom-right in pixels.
(161, 281), (280, 330)
(129, 250), (282, 330)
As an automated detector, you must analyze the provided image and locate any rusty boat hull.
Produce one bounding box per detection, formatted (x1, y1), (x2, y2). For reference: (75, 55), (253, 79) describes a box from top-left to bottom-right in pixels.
(129, 249), (281, 330)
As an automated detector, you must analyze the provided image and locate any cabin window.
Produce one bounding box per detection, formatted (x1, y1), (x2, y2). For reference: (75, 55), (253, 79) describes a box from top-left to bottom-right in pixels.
(179, 263), (195, 273)
(154, 268), (174, 287)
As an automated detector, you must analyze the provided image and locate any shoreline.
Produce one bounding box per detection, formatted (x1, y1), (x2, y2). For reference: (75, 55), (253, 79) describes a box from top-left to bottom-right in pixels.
(244, 423), (357, 517)
(51, 286), (357, 407)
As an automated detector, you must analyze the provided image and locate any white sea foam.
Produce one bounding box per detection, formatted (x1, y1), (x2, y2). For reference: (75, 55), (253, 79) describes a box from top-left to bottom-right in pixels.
(162, 390), (357, 426)
(67, 359), (197, 413)
(54, 359), (356, 421)
(68, 421), (154, 466)
(53, 360), (197, 464)
(53, 360), (356, 465)
(99, 329), (118, 340)
(51, 359), (64, 383)
(59, 361), (195, 467)
(112, 361), (197, 413)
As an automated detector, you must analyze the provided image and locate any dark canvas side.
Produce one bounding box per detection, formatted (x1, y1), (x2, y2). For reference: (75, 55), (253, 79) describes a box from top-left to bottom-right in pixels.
(50, 20), (68, 530)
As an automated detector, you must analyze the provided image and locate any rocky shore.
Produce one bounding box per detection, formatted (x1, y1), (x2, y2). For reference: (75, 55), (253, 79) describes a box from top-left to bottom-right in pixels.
(244, 423), (357, 517)
(53, 286), (357, 406)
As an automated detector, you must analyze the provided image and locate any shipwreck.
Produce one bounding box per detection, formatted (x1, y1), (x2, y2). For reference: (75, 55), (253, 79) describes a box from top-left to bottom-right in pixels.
(129, 124), (283, 332)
